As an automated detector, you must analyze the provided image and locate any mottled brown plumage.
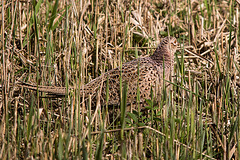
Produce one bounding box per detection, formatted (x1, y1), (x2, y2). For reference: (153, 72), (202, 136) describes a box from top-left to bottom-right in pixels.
(20, 36), (178, 106)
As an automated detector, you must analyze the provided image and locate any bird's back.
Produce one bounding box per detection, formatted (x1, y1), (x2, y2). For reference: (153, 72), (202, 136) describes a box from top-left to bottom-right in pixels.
(83, 56), (170, 106)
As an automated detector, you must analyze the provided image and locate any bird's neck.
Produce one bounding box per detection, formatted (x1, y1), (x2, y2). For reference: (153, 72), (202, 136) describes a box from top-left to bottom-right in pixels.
(150, 48), (173, 66)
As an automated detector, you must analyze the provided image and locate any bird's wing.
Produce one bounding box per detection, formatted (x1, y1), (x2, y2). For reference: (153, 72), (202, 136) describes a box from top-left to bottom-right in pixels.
(82, 57), (161, 105)
(83, 58), (149, 94)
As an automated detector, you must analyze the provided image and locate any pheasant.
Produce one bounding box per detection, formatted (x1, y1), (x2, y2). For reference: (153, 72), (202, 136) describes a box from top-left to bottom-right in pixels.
(20, 36), (178, 106)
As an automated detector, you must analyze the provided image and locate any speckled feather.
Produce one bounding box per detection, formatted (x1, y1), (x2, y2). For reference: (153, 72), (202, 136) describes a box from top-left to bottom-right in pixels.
(20, 37), (178, 106)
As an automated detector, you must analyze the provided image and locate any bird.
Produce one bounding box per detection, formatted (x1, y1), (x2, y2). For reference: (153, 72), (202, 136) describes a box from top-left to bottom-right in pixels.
(19, 36), (178, 106)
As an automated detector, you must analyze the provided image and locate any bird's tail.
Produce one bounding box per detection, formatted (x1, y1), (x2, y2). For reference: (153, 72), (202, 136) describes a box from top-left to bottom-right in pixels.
(17, 81), (67, 97)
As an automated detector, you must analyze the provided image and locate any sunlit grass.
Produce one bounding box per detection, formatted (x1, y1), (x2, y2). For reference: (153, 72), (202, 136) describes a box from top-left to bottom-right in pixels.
(0, 0), (239, 159)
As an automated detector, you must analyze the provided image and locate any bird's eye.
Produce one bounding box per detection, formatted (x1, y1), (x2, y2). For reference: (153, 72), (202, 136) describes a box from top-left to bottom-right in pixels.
(172, 39), (177, 46)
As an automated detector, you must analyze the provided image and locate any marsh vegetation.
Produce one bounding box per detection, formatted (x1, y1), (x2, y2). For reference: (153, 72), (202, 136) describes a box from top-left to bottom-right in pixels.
(0, 0), (239, 159)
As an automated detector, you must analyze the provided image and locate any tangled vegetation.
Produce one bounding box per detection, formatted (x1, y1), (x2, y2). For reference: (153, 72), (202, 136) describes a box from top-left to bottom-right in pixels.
(0, 0), (240, 159)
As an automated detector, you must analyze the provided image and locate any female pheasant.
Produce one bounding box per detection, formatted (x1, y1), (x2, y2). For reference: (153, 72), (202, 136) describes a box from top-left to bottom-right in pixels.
(20, 36), (178, 106)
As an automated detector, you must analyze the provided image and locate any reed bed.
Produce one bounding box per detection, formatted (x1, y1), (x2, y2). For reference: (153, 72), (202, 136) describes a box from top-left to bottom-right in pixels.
(0, 0), (240, 159)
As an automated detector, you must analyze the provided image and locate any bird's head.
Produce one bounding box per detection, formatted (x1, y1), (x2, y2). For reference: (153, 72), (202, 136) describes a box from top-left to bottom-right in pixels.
(151, 36), (178, 65)
(158, 36), (178, 58)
